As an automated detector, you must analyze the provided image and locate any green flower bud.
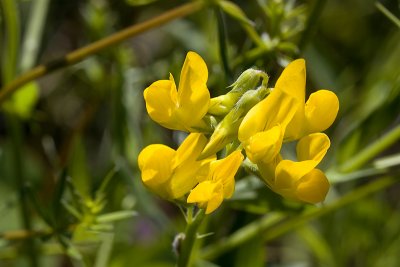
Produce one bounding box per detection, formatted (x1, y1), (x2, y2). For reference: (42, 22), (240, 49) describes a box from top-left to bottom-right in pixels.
(208, 69), (269, 116)
(199, 86), (270, 159)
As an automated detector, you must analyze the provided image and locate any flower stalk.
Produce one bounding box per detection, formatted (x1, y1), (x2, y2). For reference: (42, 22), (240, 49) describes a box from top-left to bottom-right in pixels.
(177, 208), (206, 267)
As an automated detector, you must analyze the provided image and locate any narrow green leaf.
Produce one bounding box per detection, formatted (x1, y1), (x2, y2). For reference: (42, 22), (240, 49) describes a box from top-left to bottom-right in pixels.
(62, 200), (83, 220)
(218, 0), (254, 27)
(96, 210), (137, 223)
(94, 233), (114, 267)
(69, 137), (91, 198)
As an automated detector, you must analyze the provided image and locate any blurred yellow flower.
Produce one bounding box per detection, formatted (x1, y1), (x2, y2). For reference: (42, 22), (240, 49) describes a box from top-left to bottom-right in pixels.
(138, 133), (215, 200)
(187, 150), (244, 214)
(143, 51), (210, 132)
(259, 133), (331, 203)
(238, 86), (299, 164)
(274, 59), (339, 140)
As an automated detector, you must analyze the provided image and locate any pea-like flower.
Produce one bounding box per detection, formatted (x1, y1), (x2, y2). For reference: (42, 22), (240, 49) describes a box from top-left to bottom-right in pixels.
(238, 86), (300, 164)
(138, 133), (215, 200)
(187, 150), (244, 214)
(258, 133), (331, 203)
(143, 51), (210, 132)
(274, 59), (339, 140)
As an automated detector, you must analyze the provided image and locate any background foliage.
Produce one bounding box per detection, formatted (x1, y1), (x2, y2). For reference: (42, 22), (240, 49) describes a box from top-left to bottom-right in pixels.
(0, 0), (399, 266)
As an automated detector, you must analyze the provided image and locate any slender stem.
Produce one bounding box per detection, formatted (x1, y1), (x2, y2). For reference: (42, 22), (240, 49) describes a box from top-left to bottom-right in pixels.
(339, 125), (400, 173)
(1, 0), (39, 265)
(215, 7), (233, 81)
(7, 117), (39, 267)
(201, 176), (397, 260)
(375, 2), (400, 28)
(19, 0), (50, 72)
(0, 229), (52, 241)
(0, 1), (204, 104)
(1, 0), (20, 83)
(264, 176), (397, 241)
(201, 213), (284, 260)
(298, 0), (327, 50)
(177, 209), (206, 267)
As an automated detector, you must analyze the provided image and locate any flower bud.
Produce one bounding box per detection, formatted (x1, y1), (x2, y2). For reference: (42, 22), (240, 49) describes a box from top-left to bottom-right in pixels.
(208, 69), (268, 116)
(200, 87), (269, 159)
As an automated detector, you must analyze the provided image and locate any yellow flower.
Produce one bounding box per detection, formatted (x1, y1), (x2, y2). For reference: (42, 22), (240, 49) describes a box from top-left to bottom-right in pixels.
(143, 51), (210, 132)
(258, 133), (331, 203)
(238, 87), (300, 164)
(187, 150), (244, 214)
(138, 133), (215, 200)
(274, 59), (339, 140)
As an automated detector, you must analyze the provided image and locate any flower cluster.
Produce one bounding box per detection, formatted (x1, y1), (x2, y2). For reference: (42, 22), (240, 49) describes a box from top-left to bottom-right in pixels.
(138, 51), (339, 214)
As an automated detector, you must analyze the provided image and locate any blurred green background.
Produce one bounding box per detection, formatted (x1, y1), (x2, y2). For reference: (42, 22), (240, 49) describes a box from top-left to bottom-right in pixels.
(0, 0), (399, 266)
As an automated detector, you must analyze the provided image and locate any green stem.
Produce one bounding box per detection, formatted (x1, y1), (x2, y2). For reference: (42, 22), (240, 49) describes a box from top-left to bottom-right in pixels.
(177, 209), (206, 267)
(0, 1), (204, 104)
(339, 125), (400, 173)
(215, 7), (233, 81)
(201, 176), (397, 260)
(201, 213), (284, 260)
(375, 2), (400, 28)
(298, 0), (327, 50)
(7, 117), (39, 267)
(232, 46), (270, 69)
(19, 0), (50, 72)
(264, 176), (397, 241)
(242, 23), (265, 49)
(1, 0), (39, 265)
(1, 0), (20, 83)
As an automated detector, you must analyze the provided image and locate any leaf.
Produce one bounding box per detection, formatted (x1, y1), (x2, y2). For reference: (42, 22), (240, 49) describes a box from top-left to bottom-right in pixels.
(125, 0), (159, 6)
(218, 1), (254, 27)
(2, 81), (39, 119)
(96, 210), (137, 224)
(69, 137), (91, 198)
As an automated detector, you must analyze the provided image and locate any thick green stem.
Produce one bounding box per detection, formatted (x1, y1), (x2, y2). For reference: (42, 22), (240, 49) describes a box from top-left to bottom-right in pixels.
(177, 209), (206, 267)
(339, 125), (400, 173)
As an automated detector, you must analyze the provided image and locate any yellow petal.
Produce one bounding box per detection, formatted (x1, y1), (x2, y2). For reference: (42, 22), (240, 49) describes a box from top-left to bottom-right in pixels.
(258, 154), (282, 186)
(187, 181), (224, 214)
(176, 51), (210, 131)
(244, 125), (284, 163)
(304, 90), (339, 134)
(284, 110), (305, 141)
(210, 150), (244, 198)
(175, 133), (209, 166)
(296, 169), (330, 203)
(143, 79), (181, 130)
(296, 133), (330, 163)
(138, 144), (176, 199)
(205, 191), (224, 214)
(274, 59), (307, 141)
(170, 133), (215, 199)
(238, 89), (299, 142)
(274, 160), (317, 190)
(275, 59), (306, 102)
